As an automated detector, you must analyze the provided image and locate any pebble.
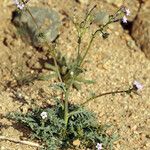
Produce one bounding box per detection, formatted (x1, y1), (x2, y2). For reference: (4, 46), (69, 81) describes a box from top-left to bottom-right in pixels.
(34, 62), (41, 69)
(24, 51), (33, 58)
(73, 139), (81, 146)
(131, 0), (150, 59)
(0, 146), (5, 150)
(106, 0), (123, 7)
(20, 104), (29, 114)
(77, 0), (89, 5)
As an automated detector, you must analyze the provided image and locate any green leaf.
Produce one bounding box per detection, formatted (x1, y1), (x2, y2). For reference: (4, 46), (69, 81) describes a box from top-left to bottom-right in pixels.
(44, 63), (57, 72)
(73, 81), (81, 90)
(50, 82), (66, 92)
(76, 77), (95, 84)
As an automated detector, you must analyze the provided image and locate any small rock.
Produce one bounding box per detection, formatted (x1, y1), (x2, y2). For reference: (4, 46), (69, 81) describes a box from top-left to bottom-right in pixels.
(34, 62), (41, 69)
(12, 7), (61, 47)
(20, 104), (29, 114)
(146, 141), (150, 147)
(106, 0), (123, 7)
(0, 146), (5, 150)
(24, 51), (33, 58)
(77, 0), (89, 5)
(73, 139), (81, 146)
(94, 11), (109, 25)
(131, 1), (150, 59)
(131, 125), (137, 131)
(126, 39), (139, 51)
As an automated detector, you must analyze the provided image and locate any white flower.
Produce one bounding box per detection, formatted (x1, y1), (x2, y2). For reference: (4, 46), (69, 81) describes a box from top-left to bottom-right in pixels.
(40, 111), (47, 119)
(96, 143), (102, 150)
(121, 7), (130, 16)
(122, 16), (128, 23)
(13, 0), (25, 10)
(17, 3), (25, 10)
(125, 9), (130, 16)
(133, 81), (143, 91)
(70, 71), (74, 76)
(121, 7), (130, 23)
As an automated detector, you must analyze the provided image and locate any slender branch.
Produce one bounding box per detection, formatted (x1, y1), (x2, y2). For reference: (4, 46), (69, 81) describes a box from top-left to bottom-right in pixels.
(78, 29), (100, 66)
(72, 5), (97, 64)
(63, 74), (74, 126)
(25, 8), (39, 29)
(64, 75), (75, 126)
(84, 5), (97, 24)
(79, 21), (111, 67)
(77, 34), (81, 59)
(0, 136), (42, 148)
(80, 88), (133, 106)
(64, 87), (69, 126)
(69, 88), (133, 117)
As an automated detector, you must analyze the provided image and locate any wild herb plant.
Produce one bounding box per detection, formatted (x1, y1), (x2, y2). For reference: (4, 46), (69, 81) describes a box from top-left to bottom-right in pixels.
(8, 0), (143, 150)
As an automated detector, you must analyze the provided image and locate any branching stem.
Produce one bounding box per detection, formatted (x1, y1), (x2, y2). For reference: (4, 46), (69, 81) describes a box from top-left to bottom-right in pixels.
(80, 88), (133, 106)
(69, 88), (133, 117)
(79, 21), (111, 67)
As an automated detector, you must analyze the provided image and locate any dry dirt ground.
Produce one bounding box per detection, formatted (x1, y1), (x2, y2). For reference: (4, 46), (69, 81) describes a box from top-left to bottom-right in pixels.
(0, 0), (150, 150)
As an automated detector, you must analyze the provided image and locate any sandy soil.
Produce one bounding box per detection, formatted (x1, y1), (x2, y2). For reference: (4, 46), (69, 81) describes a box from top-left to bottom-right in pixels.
(0, 0), (150, 150)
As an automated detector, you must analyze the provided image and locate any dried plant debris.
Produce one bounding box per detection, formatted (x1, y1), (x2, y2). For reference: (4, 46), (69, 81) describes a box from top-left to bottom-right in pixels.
(12, 7), (61, 47)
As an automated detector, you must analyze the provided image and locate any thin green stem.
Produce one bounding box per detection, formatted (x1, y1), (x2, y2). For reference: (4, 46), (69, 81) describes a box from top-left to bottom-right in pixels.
(52, 52), (63, 83)
(26, 8), (39, 29)
(64, 88), (69, 126)
(77, 35), (81, 59)
(64, 72), (75, 126)
(80, 88), (133, 106)
(24, 4), (68, 127)
(69, 88), (133, 117)
(78, 29), (99, 66)
(73, 5), (96, 65)
(79, 22), (111, 67)
(84, 5), (97, 25)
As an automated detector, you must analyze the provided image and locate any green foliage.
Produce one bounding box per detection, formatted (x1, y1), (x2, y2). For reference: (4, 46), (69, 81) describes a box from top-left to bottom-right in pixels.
(7, 103), (117, 150)
(44, 51), (95, 90)
(7, 4), (126, 150)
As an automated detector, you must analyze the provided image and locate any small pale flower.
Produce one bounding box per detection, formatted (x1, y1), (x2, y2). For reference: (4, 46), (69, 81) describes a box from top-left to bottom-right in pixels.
(13, 0), (25, 10)
(40, 111), (47, 119)
(120, 6), (130, 23)
(96, 143), (102, 150)
(70, 71), (74, 76)
(122, 16), (128, 23)
(125, 8), (130, 16)
(133, 81), (143, 91)
(17, 4), (25, 10)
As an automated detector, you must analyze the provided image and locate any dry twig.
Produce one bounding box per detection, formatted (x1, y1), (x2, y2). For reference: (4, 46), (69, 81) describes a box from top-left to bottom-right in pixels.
(0, 136), (43, 148)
